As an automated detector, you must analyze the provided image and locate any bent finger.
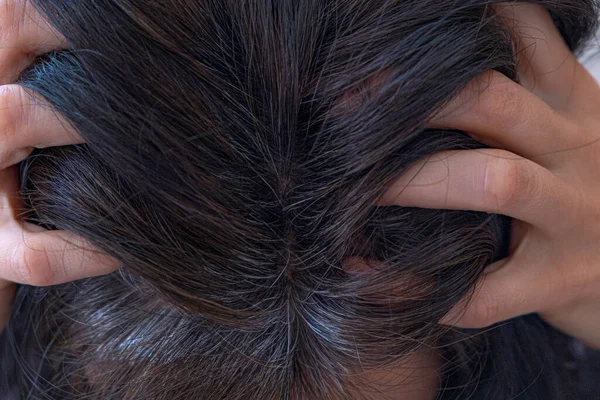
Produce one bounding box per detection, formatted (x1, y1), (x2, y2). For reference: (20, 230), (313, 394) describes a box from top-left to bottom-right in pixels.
(379, 148), (579, 233)
(0, 0), (67, 83)
(6, 229), (120, 287)
(495, 3), (600, 114)
(429, 71), (589, 165)
(439, 249), (553, 328)
(0, 84), (82, 168)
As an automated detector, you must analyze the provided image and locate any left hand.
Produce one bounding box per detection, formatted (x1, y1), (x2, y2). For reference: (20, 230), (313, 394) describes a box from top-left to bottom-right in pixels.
(0, 1), (119, 330)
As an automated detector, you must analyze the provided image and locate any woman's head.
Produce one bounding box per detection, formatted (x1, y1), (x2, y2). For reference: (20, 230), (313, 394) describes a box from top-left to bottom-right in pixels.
(2, 1), (598, 399)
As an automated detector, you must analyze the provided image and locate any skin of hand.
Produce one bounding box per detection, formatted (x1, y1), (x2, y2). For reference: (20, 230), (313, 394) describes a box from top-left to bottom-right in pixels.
(380, 3), (600, 349)
(0, 1), (119, 330)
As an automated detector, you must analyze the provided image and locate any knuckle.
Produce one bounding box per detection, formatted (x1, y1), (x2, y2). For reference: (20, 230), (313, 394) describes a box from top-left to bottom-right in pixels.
(13, 242), (54, 287)
(482, 151), (523, 211)
(478, 73), (527, 129)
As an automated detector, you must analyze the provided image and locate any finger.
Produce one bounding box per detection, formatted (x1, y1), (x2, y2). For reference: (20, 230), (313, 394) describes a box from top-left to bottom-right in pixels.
(0, 167), (117, 286)
(5, 229), (120, 286)
(0, 84), (82, 168)
(378, 149), (580, 233)
(0, 0), (67, 83)
(439, 239), (558, 328)
(429, 71), (592, 164)
(495, 3), (599, 113)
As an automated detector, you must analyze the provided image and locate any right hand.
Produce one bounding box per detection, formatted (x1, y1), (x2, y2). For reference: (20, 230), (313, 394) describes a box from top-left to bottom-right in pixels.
(0, 1), (119, 331)
(379, 4), (600, 348)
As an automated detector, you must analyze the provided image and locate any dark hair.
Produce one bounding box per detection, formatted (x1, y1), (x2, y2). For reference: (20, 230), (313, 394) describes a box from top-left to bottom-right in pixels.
(1, 0), (599, 399)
